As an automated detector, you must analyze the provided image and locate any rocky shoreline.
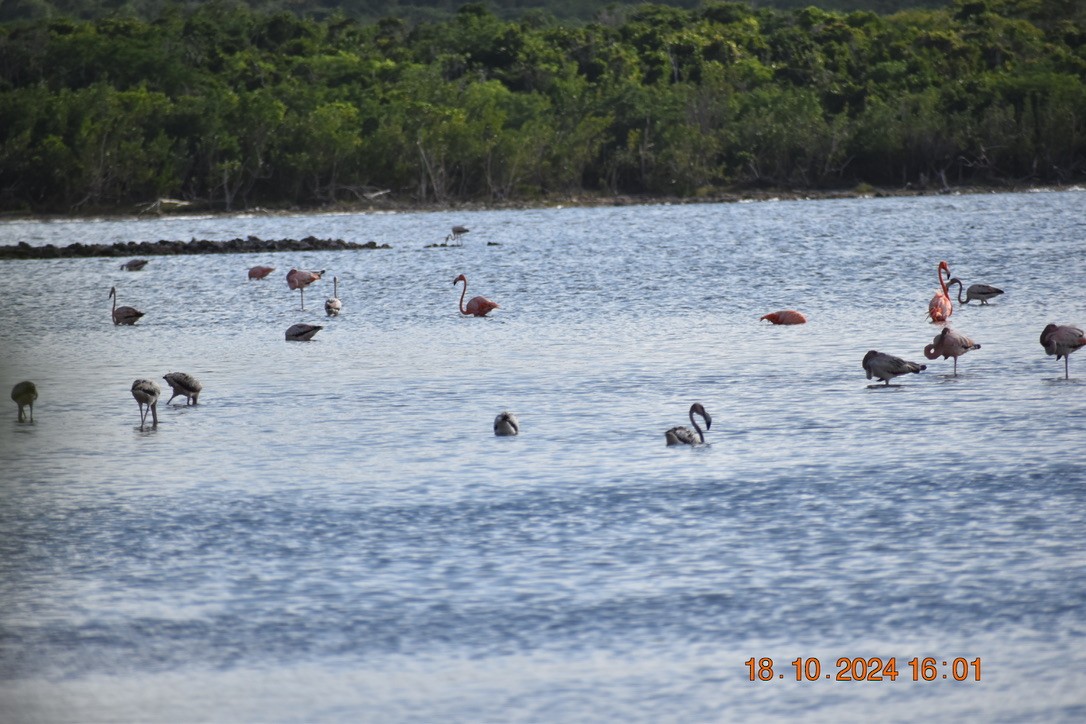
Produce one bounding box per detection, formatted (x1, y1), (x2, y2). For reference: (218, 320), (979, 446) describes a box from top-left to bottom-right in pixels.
(0, 235), (391, 260)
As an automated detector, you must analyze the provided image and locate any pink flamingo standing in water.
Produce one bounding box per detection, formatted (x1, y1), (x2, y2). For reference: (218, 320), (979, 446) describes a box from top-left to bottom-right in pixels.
(286, 268), (324, 309)
(928, 260), (953, 323)
(1040, 323), (1086, 379)
(924, 327), (981, 376)
(453, 274), (499, 317)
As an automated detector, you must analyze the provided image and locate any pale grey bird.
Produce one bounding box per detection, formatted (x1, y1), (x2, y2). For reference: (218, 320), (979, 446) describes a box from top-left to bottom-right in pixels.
(494, 411), (520, 436)
(665, 403), (711, 446)
(109, 286), (145, 325)
(924, 327), (981, 376)
(947, 277), (1004, 305)
(325, 276), (342, 317)
(131, 378), (160, 429)
(285, 323), (323, 341)
(11, 380), (37, 423)
(162, 372), (202, 405)
(1040, 323), (1086, 379)
(447, 225), (470, 245)
(863, 350), (926, 386)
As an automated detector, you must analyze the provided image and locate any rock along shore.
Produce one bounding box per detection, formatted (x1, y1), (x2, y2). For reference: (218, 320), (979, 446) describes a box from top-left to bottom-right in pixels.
(0, 235), (390, 260)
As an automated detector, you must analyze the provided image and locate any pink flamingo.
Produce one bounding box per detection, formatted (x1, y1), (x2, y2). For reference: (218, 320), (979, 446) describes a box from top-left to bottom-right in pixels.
(760, 310), (807, 325)
(928, 261), (953, 323)
(109, 286), (145, 325)
(924, 327), (981, 376)
(453, 274), (499, 317)
(1040, 323), (1086, 379)
(286, 268), (324, 309)
(248, 266), (275, 280)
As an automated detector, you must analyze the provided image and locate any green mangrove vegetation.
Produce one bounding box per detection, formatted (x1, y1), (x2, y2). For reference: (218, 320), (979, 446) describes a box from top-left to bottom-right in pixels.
(0, 0), (1083, 213)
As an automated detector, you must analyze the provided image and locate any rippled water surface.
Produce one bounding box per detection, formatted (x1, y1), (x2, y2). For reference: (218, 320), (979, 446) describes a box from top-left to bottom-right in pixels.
(2, 191), (1085, 722)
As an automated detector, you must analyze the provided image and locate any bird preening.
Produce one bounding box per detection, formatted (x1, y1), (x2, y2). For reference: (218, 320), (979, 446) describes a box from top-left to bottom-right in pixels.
(665, 403), (711, 446)
(947, 277), (1004, 306)
(928, 260), (953, 323)
(924, 327), (981, 376)
(286, 323), (323, 341)
(863, 350), (926, 387)
(454, 274), (500, 317)
(325, 276), (342, 317)
(1039, 323), (1085, 379)
(163, 372), (202, 405)
(11, 381), (37, 423)
(109, 286), (145, 326)
(131, 378), (160, 430)
(760, 310), (807, 325)
(494, 411), (520, 436)
(286, 268), (325, 310)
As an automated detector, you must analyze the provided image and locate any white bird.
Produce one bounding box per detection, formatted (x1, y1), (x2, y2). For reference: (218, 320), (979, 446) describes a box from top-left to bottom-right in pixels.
(11, 380), (37, 423)
(862, 350), (926, 386)
(285, 323), (323, 341)
(162, 372), (202, 405)
(109, 286), (145, 325)
(665, 403), (711, 446)
(131, 378), (160, 429)
(1040, 323), (1086, 379)
(947, 277), (1004, 305)
(325, 276), (342, 317)
(494, 411), (520, 436)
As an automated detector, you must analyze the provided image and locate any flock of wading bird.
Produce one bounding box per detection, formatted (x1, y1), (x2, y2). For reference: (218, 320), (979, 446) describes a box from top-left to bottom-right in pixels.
(8, 241), (1086, 445)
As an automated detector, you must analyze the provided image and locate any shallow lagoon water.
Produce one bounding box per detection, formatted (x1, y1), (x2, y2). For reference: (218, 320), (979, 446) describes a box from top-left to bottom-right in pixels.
(1, 191), (1085, 721)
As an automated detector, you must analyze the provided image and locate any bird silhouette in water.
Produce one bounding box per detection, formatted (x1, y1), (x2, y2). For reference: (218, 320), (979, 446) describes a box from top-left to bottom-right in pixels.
(924, 327), (981, 376)
(11, 381), (37, 422)
(162, 372), (202, 405)
(453, 274), (499, 317)
(760, 310), (807, 325)
(494, 411), (520, 436)
(109, 286), (145, 325)
(665, 403), (711, 446)
(131, 379), (160, 430)
(928, 261), (953, 323)
(286, 268), (324, 310)
(863, 350), (926, 387)
(1039, 323), (1086, 379)
(947, 277), (1004, 306)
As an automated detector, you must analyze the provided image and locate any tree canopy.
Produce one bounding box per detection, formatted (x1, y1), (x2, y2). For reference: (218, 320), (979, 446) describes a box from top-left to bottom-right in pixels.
(1, 0), (1083, 212)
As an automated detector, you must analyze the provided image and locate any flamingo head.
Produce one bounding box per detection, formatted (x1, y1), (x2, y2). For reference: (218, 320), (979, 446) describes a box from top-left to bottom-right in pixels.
(109, 286), (116, 298)
(947, 276), (961, 286)
(1040, 323), (1058, 347)
(453, 274), (466, 285)
(690, 402), (711, 430)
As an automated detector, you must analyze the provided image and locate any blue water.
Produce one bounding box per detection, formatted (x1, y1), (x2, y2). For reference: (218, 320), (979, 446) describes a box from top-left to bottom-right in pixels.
(1, 190), (1085, 721)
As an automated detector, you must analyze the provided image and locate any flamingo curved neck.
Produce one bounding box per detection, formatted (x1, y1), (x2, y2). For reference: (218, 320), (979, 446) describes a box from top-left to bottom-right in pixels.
(951, 280), (967, 304)
(689, 410), (705, 444)
(457, 278), (469, 314)
(938, 266), (949, 296)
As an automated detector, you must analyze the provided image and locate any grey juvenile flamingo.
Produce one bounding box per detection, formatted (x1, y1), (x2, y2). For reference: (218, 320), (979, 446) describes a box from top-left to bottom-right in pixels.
(494, 411), (520, 436)
(11, 381), (37, 422)
(131, 378), (160, 429)
(665, 403), (712, 446)
(325, 276), (342, 317)
(1040, 323), (1086, 379)
(863, 350), (926, 386)
(162, 372), (202, 405)
(947, 277), (1003, 305)
(109, 286), (145, 325)
(924, 327), (981, 376)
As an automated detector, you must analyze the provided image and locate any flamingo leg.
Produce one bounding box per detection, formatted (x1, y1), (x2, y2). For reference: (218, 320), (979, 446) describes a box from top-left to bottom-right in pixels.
(953, 358), (958, 376)
(1066, 356), (1070, 380)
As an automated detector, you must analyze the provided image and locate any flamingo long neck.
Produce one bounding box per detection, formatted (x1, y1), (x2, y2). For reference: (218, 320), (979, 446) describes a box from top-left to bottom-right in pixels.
(689, 409), (705, 444)
(110, 288), (117, 314)
(458, 278), (469, 314)
(951, 279), (967, 304)
(938, 265), (949, 296)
